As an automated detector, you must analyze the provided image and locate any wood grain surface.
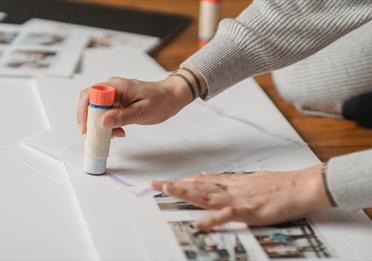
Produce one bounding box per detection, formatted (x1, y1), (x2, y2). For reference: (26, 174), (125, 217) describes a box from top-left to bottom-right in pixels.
(75, 0), (372, 219)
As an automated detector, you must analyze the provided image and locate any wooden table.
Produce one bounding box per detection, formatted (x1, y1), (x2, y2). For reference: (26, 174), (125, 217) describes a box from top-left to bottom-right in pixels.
(77, 0), (372, 218)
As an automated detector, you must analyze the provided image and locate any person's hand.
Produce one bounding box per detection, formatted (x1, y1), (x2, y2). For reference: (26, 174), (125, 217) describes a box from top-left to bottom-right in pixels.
(77, 76), (193, 137)
(152, 163), (333, 229)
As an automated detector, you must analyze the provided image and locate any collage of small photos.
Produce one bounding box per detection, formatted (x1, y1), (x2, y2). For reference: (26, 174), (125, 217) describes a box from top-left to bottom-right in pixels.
(0, 18), (159, 79)
(154, 172), (335, 261)
(0, 23), (89, 77)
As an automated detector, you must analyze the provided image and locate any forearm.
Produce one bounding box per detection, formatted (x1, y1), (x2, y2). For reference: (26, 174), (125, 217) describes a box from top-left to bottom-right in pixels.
(183, 0), (372, 99)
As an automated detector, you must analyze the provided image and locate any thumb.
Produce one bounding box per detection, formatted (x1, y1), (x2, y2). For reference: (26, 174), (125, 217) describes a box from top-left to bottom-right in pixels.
(101, 105), (141, 128)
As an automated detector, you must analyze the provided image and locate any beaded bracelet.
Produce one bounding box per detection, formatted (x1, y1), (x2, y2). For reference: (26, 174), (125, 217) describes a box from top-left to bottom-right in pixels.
(180, 67), (202, 96)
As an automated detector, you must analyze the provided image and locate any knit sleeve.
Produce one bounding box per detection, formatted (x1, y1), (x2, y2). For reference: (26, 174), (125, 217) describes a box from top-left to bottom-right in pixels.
(326, 150), (372, 210)
(182, 0), (372, 99)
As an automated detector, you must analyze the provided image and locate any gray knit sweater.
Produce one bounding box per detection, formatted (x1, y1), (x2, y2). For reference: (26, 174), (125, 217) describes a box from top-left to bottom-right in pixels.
(184, 0), (372, 211)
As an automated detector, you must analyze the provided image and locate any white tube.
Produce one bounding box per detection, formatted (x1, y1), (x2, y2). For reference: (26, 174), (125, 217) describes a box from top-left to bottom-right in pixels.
(199, 0), (220, 47)
(84, 85), (115, 175)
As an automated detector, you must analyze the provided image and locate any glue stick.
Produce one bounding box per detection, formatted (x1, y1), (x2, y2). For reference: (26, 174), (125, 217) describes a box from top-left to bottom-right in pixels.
(199, 0), (221, 48)
(84, 85), (116, 175)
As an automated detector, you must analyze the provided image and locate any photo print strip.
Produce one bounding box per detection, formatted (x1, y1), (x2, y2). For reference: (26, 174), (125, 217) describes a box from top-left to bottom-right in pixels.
(169, 221), (251, 261)
(0, 23), (20, 46)
(0, 24), (90, 77)
(251, 219), (334, 259)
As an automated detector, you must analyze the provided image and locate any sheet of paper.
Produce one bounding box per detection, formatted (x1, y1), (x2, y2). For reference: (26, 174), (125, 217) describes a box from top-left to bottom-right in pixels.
(0, 149), (96, 259)
(64, 162), (185, 260)
(0, 77), (66, 186)
(81, 46), (167, 79)
(25, 18), (161, 53)
(25, 76), (302, 195)
(0, 23), (89, 77)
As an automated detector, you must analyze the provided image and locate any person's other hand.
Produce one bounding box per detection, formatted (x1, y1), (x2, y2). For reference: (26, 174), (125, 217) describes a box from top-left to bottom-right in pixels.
(152, 164), (333, 229)
(77, 76), (192, 137)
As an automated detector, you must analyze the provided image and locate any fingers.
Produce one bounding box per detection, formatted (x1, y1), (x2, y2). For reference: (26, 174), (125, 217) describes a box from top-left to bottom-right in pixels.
(112, 128), (126, 138)
(77, 88), (90, 134)
(77, 77), (135, 134)
(101, 104), (142, 128)
(195, 207), (236, 230)
(152, 181), (230, 209)
(181, 171), (237, 183)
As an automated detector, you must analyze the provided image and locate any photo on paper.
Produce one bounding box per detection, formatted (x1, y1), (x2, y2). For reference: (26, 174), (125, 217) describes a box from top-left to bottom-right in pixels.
(155, 193), (204, 211)
(169, 221), (250, 261)
(251, 219), (333, 259)
(87, 33), (114, 48)
(0, 30), (18, 45)
(22, 32), (66, 46)
(5, 49), (57, 69)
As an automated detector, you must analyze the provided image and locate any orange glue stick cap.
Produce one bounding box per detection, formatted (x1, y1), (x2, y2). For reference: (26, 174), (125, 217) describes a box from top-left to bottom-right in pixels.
(89, 85), (116, 106)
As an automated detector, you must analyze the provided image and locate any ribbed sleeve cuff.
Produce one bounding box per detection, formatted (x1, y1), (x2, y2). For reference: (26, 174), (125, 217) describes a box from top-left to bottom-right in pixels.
(326, 150), (372, 211)
(182, 19), (261, 99)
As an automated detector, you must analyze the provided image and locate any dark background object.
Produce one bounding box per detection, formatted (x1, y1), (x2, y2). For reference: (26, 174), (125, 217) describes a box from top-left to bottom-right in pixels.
(342, 92), (372, 128)
(0, 0), (190, 47)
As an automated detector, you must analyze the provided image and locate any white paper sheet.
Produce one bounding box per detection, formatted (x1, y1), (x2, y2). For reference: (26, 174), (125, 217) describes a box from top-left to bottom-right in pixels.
(25, 18), (161, 53)
(0, 77), (99, 259)
(0, 149), (96, 259)
(25, 76), (302, 195)
(0, 77), (65, 186)
(64, 162), (185, 260)
(81, 46), (167, 79)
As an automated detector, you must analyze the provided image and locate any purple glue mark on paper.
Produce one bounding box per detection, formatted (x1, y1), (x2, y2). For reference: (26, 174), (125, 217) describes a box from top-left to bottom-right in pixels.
(107, 173), (154, 197)
(135, 187), (153, 197)
(107, 173), (135, 188)
(197, 103), (306, 146)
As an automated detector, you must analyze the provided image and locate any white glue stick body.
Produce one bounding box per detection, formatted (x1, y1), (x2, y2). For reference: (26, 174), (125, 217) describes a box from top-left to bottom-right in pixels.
(199, 0), (221, 47)
(84, 85), (116, 175)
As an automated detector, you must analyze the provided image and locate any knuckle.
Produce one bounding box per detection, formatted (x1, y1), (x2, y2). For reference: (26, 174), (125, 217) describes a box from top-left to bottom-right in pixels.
(79, 88), (88, 97)
(107, 76), (122, 83)
(205, 194), (219, 207)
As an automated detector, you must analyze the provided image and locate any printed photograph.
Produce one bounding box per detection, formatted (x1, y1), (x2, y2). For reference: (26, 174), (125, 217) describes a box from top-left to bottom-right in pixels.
(0, 31), (18, 45)
(22, 32), (66, 46)
(251, 219), (333, 259)
(88, 34), (113, 48)
(169, 221), (249, 261)
(155, 192), (204, 211)
(5, 50), (57, 69)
